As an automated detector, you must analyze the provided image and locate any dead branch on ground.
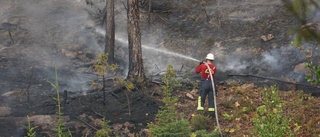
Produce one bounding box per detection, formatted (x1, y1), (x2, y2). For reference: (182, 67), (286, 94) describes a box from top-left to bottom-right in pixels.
(75, 116), (98, 131)
(228, 74), (320, 89)
(25, 67), (34, 102)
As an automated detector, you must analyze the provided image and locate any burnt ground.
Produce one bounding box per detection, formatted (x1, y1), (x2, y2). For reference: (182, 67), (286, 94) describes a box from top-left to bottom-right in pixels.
(1, 0), (320, 136)
(0, 82), (163, 137)
(1, 80), (320, 137)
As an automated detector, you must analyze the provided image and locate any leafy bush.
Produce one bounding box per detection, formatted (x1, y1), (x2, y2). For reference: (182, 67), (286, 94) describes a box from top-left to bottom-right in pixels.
(191, 114), (210, 131)
(149, 117), (190, 137)
(253, 86), (293, 137)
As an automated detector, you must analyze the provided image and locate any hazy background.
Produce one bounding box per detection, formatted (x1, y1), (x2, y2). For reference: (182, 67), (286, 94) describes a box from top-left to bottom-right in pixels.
(0, 0), (319, 94)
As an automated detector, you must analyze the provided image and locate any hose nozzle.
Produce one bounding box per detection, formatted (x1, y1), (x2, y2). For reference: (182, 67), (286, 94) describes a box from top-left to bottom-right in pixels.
(199, 60), (205, 65)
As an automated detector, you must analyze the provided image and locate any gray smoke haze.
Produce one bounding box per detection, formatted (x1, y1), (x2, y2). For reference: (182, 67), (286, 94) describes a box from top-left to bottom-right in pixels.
(0, 0), (105, 92)
(1, 0), (319, 94)
(215, 44), (309, 83)
(92, 0), (198, 78)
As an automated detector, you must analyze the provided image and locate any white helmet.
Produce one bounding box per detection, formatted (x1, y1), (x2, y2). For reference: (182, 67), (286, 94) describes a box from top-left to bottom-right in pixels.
(206, 53), (214, 60)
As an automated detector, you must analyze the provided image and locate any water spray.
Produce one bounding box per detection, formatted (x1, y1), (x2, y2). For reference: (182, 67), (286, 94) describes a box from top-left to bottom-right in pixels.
(142, 45), (200, 62)
(116, 36), (200, 62)
(95, 28), (200, 62)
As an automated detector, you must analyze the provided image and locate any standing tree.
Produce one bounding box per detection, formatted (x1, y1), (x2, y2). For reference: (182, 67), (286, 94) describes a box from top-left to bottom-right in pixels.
(127, 0), (145, 80)
(105, 0), (115, 63)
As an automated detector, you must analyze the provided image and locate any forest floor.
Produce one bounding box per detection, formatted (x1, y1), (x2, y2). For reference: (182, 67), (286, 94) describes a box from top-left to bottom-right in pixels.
(1, 79), (320, 137)
(175, 82), (320, 137)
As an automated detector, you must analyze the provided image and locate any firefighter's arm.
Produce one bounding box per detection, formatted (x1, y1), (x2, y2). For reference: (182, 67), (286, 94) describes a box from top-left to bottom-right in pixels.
(195, 64), (203, 74)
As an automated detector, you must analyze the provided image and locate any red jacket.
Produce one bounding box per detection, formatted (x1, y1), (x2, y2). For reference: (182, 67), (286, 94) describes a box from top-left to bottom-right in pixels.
(195, 63), (216, 80)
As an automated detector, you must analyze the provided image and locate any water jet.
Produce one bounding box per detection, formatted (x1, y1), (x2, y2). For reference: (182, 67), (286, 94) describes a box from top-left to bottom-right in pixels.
(95, 28), (200, 62)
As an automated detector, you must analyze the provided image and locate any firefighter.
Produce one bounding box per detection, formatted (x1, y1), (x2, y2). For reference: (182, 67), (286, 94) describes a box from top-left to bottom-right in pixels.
(195, 53), (217, 117)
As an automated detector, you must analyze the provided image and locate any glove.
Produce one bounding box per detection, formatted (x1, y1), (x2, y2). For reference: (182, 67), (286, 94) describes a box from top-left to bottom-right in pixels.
(199, 61), (204, 65)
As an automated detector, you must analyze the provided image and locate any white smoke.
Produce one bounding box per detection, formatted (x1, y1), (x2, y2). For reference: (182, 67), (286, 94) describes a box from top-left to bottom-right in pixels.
(261, 50), (281, 70)
(219, 56), (249, 72)
(0, 0), (105, 92)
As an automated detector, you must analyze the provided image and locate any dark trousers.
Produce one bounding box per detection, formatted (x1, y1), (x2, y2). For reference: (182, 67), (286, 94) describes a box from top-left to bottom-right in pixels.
(197, 79), (217, 114)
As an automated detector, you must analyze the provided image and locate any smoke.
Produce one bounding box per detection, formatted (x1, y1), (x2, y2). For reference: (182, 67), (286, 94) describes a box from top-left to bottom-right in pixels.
(213, 43), (310, 84)
(93, 1), (195, 77)
(261, 49), (282, 71)
(0, 0), (106, 92)
(260, 46), (305, 72)
(218, 55), (249, 73)
(215, 46), (251, 73)
(2, 0), (315, 93)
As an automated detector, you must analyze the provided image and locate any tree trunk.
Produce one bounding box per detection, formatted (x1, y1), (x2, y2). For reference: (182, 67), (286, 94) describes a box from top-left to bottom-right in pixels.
(148, 0), (152, 29)
(127, 0), (145, 80)
(105, 0), (115, 63)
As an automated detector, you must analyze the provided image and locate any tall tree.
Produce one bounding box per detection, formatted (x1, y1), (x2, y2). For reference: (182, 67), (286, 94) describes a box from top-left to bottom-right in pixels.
(127, 0), (145, 80)
(105, 0), (115, 63)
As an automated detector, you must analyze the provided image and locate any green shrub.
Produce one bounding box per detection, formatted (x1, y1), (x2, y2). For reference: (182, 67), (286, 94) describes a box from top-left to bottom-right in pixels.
(191, 114), (210, 131)
(253, 86), (293, 137)
(93, 53), (118, 77)
(149, 117), (190, 137)
(192, 129), (220, 137)
(148, 65), (190, 137)
(93, 53), (118, 106)
(94, 118), (112, 137)
(161, 65), (180, 106)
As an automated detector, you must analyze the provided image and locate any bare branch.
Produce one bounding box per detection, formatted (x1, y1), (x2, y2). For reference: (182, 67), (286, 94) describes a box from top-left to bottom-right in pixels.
(75, 116), (98, 131)
(121, 1), (128, 12)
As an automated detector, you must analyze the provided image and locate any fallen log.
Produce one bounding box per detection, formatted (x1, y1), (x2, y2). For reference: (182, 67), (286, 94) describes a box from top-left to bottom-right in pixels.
(228, 74), (320, 89)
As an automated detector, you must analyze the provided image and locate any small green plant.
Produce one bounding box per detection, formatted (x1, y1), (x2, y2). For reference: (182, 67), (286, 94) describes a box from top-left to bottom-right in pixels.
(94, 118), (112, 137)
(24, 115), (37, 137)
(161, 65), (180, 106)
(47, 67), (72, 137)
(305, 63), (320, 84)
(148, 65), (190, 137)
(94, 53), (118, 77)
(128, 74), (146, 91)
(93, 53), (118, 106)
(222, 112), (234, 121)
(191, 114), (210, 131)
(191, 129), (220, 137)
(114, 77), (135, 115)
(149, 116), (190, 137)
(253, 86), (293, 137)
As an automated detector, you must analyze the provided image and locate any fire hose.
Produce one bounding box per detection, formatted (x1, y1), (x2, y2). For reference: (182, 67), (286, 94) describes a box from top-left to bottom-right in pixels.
(204, 63), (223, 137)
